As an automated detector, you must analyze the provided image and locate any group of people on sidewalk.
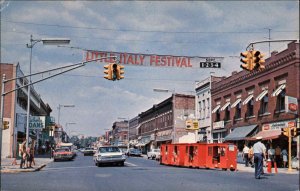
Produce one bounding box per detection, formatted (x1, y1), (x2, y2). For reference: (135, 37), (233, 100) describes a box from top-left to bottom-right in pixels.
(19, 139), (35, 169)
(242, 137), (289, 179)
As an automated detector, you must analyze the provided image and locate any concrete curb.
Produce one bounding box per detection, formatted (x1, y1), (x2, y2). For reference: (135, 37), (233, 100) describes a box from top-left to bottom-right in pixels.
(0, 163), (47, 174)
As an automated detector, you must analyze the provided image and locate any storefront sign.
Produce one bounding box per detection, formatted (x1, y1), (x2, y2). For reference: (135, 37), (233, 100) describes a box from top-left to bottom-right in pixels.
(285, 96), (298, 114)
(29, 116), (46, 130)
(156, 129), (172, 137)
(85, 50), (223, 69)
(262, 120), (295, 131)
(213, 121), (224, 129)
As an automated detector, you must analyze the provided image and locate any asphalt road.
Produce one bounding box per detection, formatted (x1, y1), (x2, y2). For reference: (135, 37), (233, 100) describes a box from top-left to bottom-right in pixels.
(1, 152), (299, 191)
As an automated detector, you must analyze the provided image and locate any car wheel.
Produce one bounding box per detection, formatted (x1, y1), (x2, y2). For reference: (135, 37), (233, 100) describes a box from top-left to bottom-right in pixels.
(120, 162), (124, 166)
(97, 163), (101, 167)
(53, 159), (56, 162)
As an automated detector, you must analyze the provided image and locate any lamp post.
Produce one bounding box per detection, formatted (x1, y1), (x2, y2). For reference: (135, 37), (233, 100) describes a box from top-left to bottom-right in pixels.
(25, 35), (70, 148)
(57, 104), (75, 125)
(65, 122), (76, 140)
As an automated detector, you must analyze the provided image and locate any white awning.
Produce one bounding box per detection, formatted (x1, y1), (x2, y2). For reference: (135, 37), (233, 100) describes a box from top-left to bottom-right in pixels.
(231, 98), (241, 108)
(256, 90), (268, 101)
(272, 84), (286, 97)
(242, 94), (254, 105)
(212, 105), (221, 113)
(220, 102), (231, 111)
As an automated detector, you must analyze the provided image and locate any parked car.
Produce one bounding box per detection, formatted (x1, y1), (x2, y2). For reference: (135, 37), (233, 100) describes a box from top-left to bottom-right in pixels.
(118, 146), (128, 155)
(147, 149), (161, 160)
(93, 146), (126, 167)
(53, 148), (74, 162)
(128, 148), (142, 157)
(83, 147), (94, 156)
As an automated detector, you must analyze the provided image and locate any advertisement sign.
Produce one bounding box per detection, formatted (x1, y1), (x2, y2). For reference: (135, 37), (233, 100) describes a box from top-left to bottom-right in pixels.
(262, 120), (295, 131)
(29, 116), (46, 130)
(213, 121), (224, 129)
(285, 96), (298, 114)
(85, 50), (224, 69)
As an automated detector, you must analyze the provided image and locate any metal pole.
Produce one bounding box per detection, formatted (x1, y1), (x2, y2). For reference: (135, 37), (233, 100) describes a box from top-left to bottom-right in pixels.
(58, 105), (61, 125)
(26, 35), (33, 149)
(0, 74), (6, 162)
(288, 127), (292, 171)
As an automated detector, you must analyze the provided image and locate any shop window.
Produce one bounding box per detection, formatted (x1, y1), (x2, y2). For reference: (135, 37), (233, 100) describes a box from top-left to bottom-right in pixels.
(189, 146), (194, 161)
(246, 99), (254, 117)
(276, 89), (286, 111)
(260, 94), (269, 114)
(174, 146), (178, 155)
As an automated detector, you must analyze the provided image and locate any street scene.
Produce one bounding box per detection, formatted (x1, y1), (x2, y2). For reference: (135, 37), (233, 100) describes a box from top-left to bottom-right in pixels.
(1, 1), (300, 191)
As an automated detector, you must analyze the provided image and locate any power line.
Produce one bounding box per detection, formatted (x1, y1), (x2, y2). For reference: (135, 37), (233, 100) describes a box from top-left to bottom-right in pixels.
(3, 19), (297, 34)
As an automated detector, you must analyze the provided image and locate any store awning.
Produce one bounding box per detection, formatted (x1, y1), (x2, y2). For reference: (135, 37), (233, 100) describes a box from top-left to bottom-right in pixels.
(272, 84), (286, 97)
(220, 102), (231, 111)
(224, 125), (257, 141)
(250, 130), (281, 140)
(212, 105), (221, 113)
(231, 98), (241, 108)
(256, 90), (268, 101)
(242, 94), (254, 105)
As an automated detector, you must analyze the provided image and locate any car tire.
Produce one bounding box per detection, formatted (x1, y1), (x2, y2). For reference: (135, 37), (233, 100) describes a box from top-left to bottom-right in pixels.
(120, 161), (124, 166)
(97, 163), (101, 167)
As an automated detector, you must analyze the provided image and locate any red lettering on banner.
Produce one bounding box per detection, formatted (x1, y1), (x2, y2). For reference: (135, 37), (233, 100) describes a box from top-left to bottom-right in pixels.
(188, 58), (192, 67)
(161, 57), (167, 66)
(176, 57), (181, 67)
(155, 56), (160, 66)
(109, 53), (115, 63)
(123, 54), (127, 64)
(127, 55), (134, 64)
(150, 55), (156, 65)
(139, 55), (145, 65)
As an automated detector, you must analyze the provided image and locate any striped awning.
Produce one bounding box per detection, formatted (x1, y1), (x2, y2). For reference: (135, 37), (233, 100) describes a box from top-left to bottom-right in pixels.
(272, 84), (286, 97)
(242, 94), (253, 105)
(231, 98), (241, 108)
(212, 105), (221, 113)
(256, 90), (268, 101)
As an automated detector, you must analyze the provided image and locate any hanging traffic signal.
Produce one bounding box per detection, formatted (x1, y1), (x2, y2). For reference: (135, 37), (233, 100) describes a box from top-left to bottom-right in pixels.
(240, 51), (254, 71)
(296, 127), (300, 137)
(281, 127), (289, 137)
(252, 50), (265, 70)
(104, 63), (113, 80)
(291, 126), (299, 137)
(2, 121), (10, 130)
(112, 63), (118, 81)
(117, 65), (124, 80)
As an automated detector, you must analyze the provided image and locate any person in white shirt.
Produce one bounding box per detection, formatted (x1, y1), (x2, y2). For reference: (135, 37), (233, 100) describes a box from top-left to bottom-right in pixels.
(253, 137), (266, 179)
(242, 144), (250, 167)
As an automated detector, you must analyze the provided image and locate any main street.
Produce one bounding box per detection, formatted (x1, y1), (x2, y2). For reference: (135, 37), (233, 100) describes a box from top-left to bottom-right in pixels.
(1, 152), (299, 191)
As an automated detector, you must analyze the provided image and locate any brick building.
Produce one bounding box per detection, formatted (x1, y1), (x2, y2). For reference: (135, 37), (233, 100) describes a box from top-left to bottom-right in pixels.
(137, 94), (195, 153)
(1, 63), (53, 158)
(111, 121), (128, 146)
(211, 41), (299, 156)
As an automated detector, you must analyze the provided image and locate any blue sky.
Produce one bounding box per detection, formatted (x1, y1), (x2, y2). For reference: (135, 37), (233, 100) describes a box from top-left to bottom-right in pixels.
(1, 1), (299, 137)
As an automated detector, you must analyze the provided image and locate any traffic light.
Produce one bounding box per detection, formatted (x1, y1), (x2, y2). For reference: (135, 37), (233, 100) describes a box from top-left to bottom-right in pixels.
(117, 65), (124, 80)
(281, 127), (289, 137)
(2, 121), (9, 130)
(291, 127), (300, 137)
(240, 51), (254, 71)
(112, 63), (118, 81)
(252, 50), (265, 70)
(185, 120), (199, 130)
(104, 63), (113, 80)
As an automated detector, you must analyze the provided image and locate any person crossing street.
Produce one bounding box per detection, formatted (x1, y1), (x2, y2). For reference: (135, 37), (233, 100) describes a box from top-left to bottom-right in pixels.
(253, 137), (266, 179)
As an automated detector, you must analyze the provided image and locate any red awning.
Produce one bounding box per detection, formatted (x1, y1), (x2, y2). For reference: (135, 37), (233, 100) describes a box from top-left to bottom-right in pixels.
(248, 130), (281, 140)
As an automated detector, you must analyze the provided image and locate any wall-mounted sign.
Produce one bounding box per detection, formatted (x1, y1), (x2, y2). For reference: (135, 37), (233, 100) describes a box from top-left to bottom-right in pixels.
(29, 116), (46, 130)
(213, 121), (224, 129)
(262, 120), (295, 131)
(285, 96), (298, 114)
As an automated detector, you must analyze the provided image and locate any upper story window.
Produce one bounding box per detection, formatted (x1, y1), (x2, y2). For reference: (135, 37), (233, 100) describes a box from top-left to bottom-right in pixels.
(260, 94), (269, 114)
(272, 84), (286, 112)
(247, 99), (254, 117)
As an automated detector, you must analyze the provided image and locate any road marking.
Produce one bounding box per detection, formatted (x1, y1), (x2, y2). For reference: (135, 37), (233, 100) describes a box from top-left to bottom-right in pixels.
(125, 162), (138, 167)
(44, 165), (96, 171)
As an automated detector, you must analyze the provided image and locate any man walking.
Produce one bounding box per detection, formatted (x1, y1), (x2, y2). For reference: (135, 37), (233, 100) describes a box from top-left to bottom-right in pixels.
(253, 137), (266, 179)
(242, 144), (250, 167)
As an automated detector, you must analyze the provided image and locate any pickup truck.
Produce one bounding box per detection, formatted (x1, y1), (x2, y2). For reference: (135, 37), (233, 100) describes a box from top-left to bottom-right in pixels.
(147, 149), (161, 160)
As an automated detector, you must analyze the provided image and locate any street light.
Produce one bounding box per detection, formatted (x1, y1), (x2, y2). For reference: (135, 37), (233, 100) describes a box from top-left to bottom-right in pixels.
(57, 104), (75, 125)
(25, 35), (70, 148)
(65, 122), (76, 139)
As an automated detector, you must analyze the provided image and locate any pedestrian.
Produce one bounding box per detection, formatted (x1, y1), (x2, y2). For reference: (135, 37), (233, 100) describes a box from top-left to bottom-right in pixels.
(19, 139), (26, 169)
(242, 144), (250, 167)
(275, 146), (281, 167)
(253, 137), (266, 179)
(267, 145), (275, 167)
(248, 145), (254, 167)
(26, 147), (33, 168)
(42, 144), (46, 154)
(281, 148), (288, 168)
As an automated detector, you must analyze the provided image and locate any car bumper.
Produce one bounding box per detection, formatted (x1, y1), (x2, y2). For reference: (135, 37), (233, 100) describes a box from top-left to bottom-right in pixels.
(54, 155), (73, 160)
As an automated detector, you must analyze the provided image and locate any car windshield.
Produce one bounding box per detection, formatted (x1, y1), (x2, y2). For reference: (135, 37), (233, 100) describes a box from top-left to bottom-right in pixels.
(99, 147), (120, 153)
(55, 148), (70, 152)
(153, 149), (160, 152)
(85, 147), (93, 150)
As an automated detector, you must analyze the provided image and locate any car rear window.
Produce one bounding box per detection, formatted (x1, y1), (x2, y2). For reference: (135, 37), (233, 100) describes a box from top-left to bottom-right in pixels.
(99, 147), (120, 153)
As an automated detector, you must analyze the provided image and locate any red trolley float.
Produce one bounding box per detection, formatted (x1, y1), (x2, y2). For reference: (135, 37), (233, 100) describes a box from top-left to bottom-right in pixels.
(160, 143), (237, 171)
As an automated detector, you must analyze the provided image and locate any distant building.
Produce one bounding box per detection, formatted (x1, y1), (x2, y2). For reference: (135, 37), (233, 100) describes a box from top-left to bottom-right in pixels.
(137, 94), (195, 153)
(111, 121), (128, 146)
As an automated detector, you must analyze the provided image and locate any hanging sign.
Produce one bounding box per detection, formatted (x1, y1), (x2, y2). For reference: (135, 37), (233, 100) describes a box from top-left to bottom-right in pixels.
(85, 50), (223, 68)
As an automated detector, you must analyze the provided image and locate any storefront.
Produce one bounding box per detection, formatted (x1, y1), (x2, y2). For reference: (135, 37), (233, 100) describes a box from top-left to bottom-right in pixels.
(212, 121), (227, 143)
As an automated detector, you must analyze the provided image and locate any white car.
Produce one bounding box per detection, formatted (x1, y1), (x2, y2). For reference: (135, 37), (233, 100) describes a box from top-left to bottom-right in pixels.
(93, 146), (126, 167)
(147, 149), (161, 160)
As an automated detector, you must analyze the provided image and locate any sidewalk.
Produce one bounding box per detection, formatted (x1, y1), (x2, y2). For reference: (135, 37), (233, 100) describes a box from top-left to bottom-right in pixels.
(236, 163), (299, 174)
(1, 156), (53, 173)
